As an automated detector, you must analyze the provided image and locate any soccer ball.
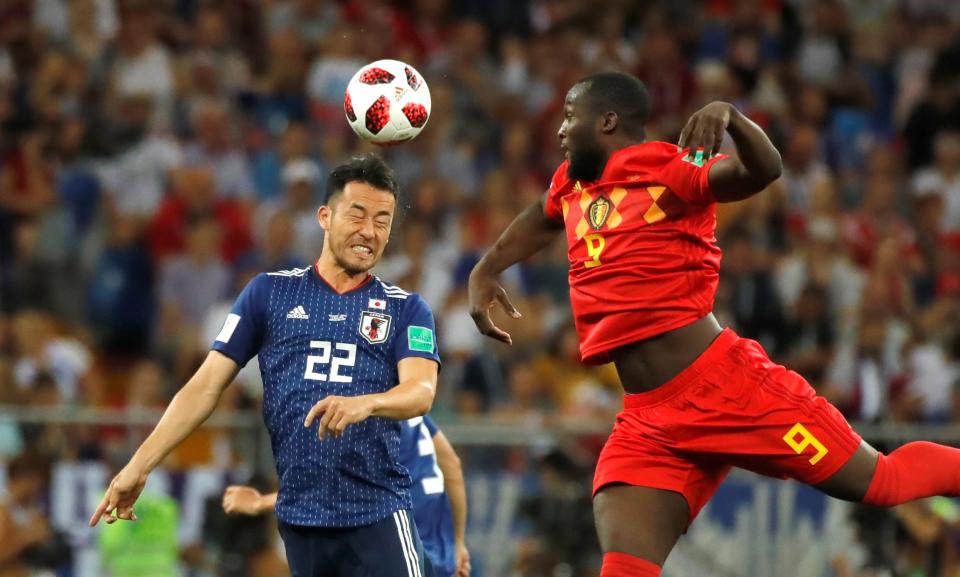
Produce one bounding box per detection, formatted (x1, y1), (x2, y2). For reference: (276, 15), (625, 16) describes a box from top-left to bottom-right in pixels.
(344, 59), (431, 145)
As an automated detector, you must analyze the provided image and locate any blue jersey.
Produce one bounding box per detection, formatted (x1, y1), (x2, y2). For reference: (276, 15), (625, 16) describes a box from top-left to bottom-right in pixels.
(212, 265), (441, 527)
(401, 416), (456, 577)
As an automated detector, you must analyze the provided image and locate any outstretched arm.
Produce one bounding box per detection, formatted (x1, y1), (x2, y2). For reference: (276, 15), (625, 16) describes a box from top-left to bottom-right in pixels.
(469, 197), (564, 343)
(678, 101), (782, 203)
(90, 351), (240, 526)
(434, 430), (470, 576)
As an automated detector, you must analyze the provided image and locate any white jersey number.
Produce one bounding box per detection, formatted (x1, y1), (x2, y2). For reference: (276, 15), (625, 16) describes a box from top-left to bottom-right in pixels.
(407, 416), (445, 495)
(304, 341), (357, 383)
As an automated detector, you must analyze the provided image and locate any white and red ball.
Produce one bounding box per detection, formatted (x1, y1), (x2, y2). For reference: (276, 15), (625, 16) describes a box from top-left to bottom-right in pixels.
(344, 59), (431, 145)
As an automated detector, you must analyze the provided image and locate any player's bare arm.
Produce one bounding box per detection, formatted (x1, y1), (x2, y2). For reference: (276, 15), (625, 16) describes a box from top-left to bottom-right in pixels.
(304, 356), (438, 440)
(222, 486), (277, 516)
(468, 196), (564, 344)
(434, 430), (471, 577)
(679, 101), (782, 202)
(89, 351), (240, 526)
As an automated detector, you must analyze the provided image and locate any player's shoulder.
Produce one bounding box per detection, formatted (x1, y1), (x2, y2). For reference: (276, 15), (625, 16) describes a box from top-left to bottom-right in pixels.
(246, 265), (311, 296)
(372, 277), (432, 313)
(548, 160), (572, 192)
(422, 414), (439, 435)
(615, 141), (684, 167)
(265, 266), (312, 279)
(374, 277), (413, 300)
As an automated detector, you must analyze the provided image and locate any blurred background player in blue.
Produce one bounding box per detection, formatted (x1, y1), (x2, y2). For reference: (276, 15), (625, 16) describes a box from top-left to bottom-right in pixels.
(223, 415), (471, 577)
(89, 154), (442, 577)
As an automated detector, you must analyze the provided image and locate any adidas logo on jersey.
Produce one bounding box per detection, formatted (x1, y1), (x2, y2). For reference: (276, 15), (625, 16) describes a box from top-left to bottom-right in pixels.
(286, 305), (309, 320)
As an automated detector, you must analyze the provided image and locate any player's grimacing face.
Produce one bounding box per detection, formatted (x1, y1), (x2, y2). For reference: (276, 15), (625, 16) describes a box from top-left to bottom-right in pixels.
(318, 182), (395, 275)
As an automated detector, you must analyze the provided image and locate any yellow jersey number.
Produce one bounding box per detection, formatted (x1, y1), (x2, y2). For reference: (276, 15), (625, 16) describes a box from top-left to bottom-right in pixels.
(783, 423), (828, 465)
(584, 233), (605, 268)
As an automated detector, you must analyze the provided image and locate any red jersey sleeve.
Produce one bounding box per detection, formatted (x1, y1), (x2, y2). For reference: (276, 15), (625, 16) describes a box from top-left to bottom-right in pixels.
(543, 161), (570, 223)
(658, 149), (727, 207)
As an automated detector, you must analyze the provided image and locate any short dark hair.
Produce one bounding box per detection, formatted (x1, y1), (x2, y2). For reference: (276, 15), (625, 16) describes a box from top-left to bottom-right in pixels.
(575, 72), (651, 136)
(324, 154), (399, 204)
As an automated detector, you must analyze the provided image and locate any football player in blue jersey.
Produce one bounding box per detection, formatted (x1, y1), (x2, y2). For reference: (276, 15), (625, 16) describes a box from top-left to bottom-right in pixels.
(91, 155), (443, 577)
(223, 415), (471, 577)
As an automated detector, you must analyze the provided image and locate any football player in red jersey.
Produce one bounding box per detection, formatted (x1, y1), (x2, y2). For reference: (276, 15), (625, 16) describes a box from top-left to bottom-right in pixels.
(469, 71), (960, 577)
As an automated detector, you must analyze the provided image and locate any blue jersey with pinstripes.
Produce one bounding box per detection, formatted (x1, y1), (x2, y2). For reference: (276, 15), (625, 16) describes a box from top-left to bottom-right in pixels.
(211, 264), (441, 527)
(401, 416), (456, 577)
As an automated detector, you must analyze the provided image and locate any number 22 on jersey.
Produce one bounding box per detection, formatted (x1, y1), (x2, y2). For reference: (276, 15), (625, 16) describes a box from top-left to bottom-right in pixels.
(304, 340), (357, 383)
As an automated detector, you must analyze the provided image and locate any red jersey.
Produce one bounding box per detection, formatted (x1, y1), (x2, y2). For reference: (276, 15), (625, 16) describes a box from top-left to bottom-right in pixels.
(544, 142), (726, 364)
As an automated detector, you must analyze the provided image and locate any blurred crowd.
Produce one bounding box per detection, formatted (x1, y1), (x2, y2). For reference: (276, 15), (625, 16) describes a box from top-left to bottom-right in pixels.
(1, 0), (960, 575)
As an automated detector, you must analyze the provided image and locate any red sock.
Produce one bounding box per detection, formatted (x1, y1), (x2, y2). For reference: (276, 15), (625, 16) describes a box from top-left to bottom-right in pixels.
(864, 441), (960, 506)
(600, 552), (661, 577)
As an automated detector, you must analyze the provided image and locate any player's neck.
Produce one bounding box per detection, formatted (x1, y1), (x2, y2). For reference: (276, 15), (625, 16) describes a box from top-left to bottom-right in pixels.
(314, 256), (371, 294)
(605, 134), (645, 155)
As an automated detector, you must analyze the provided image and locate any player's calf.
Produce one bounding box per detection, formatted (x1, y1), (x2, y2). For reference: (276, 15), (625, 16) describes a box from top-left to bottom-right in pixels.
(817, 440), (960, 506)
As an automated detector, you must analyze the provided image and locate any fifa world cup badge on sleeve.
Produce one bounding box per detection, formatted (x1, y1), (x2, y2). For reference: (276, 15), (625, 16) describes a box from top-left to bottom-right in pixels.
(360, 311), (391, 344)
(408, 326), (435, 353)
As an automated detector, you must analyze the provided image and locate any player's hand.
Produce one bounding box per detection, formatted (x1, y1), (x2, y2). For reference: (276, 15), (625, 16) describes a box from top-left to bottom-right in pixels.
(678, 101), (732, 160)
(222, 485), (265, 516)
(89, 464), (147, 526)
(304, 395), (377, 440)
(468, 269), (520, 345)
(455, 541), (472, 577)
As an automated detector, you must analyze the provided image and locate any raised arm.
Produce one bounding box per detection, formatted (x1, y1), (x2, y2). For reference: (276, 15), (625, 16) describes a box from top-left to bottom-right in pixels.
(434, 429), (471, 577)
(469, 196), (564, 343)
(89, 351), (240, 526)
(678, 101), (782, 203)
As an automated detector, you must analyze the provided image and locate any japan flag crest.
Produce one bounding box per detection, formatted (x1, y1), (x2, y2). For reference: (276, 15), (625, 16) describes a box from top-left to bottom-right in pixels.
(359, 311), (391, 344)
(368, 298), (386, 310)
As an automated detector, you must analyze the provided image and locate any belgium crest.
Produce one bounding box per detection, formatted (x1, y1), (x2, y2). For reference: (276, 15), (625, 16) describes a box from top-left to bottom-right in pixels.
(588, 196), (611, 230)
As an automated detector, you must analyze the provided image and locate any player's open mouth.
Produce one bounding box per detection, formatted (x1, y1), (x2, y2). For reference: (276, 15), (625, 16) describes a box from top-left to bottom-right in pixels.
(351, 245), (373, 257)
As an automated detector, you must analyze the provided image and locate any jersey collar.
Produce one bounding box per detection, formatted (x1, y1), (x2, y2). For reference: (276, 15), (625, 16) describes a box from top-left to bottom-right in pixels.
(312, 261), (375, 295)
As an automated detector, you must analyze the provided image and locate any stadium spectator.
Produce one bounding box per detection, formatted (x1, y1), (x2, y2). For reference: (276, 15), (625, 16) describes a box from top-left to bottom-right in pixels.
(184, 100), (257, 201)
(912, 131), (960, 233)
(253, 158), (323, 262)
(150, 166), (252, 264)
(102, 0), (175, 130)
(86, 213), (154, 356)
(0, 454), (60, 577)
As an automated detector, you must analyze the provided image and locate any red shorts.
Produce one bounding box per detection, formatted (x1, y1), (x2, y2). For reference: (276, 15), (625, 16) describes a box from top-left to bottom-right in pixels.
(593, 328), (862, 525)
